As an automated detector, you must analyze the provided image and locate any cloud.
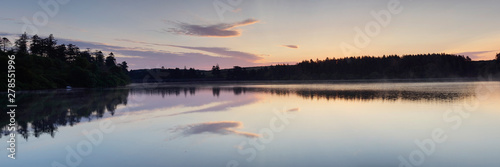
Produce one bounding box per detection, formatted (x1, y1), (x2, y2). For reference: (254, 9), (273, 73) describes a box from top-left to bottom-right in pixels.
(57, 38), (148, 58)
(170, 121), (259, 138)
(167, 45), (263, 62)
(167, 96), (258, 116)
(282, 45), (299, 49)
(116, 38), (264, 65)
(287, 108), (300, 112)
(54, 37), (268, 69)
(0, 33), (271, 69)
(456, 50), (498, 60)
(0, 32), (19, 37)
(0, 17), (23, 25)
(115, 38), (150, 45)
(166, 18), (259, 37)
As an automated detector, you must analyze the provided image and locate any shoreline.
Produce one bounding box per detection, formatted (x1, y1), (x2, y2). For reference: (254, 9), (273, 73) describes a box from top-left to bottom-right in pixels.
(129, 77), (500, 86)
(4, 77), (499, 93)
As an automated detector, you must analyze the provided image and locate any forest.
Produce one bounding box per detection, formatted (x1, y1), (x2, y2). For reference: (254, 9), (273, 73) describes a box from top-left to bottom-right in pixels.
(131, 53), (500, 82)
(0, 33), (130, 90)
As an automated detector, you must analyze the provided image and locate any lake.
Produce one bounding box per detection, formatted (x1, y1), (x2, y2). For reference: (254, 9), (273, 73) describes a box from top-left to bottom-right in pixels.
(2, 81), (500, 167)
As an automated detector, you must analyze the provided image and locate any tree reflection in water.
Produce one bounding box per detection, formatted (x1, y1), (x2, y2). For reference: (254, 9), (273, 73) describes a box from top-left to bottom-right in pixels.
(0, 84), (474, 140)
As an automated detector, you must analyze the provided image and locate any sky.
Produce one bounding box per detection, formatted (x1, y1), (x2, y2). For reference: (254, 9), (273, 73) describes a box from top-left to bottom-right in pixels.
(1, 0), (500, 70)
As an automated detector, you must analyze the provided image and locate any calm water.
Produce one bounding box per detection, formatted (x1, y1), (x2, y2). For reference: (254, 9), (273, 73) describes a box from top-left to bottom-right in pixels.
(2, 81), (500, 167)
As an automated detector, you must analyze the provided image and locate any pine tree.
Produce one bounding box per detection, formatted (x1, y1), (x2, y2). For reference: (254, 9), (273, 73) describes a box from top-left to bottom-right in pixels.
(30, 35), (43, 55)
(15, 32), (28, 54)
(105, 52), (117, 67)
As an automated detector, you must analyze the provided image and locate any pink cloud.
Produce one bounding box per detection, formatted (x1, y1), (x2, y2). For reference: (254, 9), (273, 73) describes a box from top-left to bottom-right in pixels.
(166, 18), (259, 37)
(170, 121), (259, 138)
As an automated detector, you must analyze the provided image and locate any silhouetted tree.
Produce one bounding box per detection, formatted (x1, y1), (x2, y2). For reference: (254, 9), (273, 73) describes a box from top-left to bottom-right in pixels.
(95, 50), (105, 65)
(212, 64), (221, 78)
(43, 34), (57, 58)
(0, 34), (131, 90)
(55, 44), (67, 61)
(73, 56), (89, 69)
(80, 49), (93, 62)
(128, 53), (500, 82)
(119, 61), (128, 72)
(227, 66), (248, 80)
(30, 34), (43, 55)
(15, 32), (28, 54)
(66, 44), (79, 61)
(105, 52), (116, 67)
(187, 68), (197, 78)
(496, 53), (500, 64)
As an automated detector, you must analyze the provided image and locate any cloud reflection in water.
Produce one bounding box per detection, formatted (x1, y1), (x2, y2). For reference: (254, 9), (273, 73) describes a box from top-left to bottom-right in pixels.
(170, 121), (259, 139)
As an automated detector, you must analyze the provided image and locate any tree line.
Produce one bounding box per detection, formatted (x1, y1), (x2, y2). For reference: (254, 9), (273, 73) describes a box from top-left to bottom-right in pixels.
(131, 53), (500, 82)
(0, 89), (128, 139)
(0, 33), (130, 90)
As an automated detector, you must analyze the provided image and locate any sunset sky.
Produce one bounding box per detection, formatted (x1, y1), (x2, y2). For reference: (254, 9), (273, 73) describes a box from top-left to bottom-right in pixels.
(1, 0), (500, 69)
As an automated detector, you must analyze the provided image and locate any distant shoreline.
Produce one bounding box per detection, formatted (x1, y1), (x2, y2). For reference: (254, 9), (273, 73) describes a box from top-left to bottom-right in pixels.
(128, 77), (500, 86)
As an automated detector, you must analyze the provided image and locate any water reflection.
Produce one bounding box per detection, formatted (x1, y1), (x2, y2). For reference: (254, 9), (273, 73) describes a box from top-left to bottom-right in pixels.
(0, 89), (128, 140)
(2, 82), (499, 167)
(0, 83), (476, 140)
(294, 89), (469, 102)
(132, 85), (474, 102)
(167, 95), (259, 116)
(170, 121), (259, 139)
